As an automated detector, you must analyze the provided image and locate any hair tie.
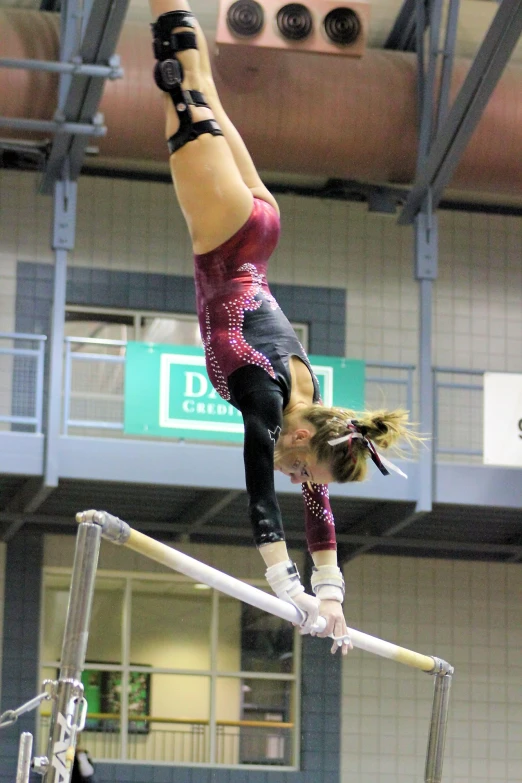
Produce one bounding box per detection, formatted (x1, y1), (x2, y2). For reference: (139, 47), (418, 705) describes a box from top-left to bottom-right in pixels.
(327, 420), (407, 479)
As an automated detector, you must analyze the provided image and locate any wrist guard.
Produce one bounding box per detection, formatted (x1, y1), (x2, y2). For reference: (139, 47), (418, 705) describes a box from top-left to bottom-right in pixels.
(311, 564), (345, 603)
(265, 560), (304, 600)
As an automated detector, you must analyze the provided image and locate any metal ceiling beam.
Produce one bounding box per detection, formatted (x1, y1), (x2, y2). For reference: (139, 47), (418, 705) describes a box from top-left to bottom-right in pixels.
(2, 477), (56, 515)
(2, 512), (522, 558)
(383, 0), (429, 52)
(40, 0), (129, 194)
(399, 0), (522, 224)
(185, 490), (242, 532)
(344, 509), (430, 561)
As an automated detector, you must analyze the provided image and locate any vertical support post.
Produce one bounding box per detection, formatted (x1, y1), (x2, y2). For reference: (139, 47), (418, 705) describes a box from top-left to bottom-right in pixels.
(15, 732), (33, 783)
(35, 339), (46, 434)
(435, 0), (460, 132)
(415, 209), (438, 512)
(45, 521), (101, 783)
(57, 0), (80, 111)
(413, 0), (443, 514)
(62, 339), (72, 437)
(45, 176), (77, 487)
(425, 672), (453, 783)
(406, 366), (414, 425)
(119, 578), (131, 761)
(208, 589), (219, 765)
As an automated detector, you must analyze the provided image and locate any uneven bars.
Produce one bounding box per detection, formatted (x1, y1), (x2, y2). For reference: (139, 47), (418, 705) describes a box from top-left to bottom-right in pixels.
(77, 510), (451, 675)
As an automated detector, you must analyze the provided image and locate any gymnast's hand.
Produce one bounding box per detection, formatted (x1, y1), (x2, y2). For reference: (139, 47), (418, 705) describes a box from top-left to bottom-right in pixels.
(290, 590), (321, 634)
(315, 599), (353, 656)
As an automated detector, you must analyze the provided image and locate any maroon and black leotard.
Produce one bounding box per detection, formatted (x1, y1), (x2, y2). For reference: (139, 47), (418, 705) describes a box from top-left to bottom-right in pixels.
(194, 198), (337, 554)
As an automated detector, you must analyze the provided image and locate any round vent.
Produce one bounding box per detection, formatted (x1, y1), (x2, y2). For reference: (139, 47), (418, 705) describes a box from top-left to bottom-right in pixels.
(226, 0), (265, 38)
(276, 3), (313, 41)
(323, 8), (361, 46)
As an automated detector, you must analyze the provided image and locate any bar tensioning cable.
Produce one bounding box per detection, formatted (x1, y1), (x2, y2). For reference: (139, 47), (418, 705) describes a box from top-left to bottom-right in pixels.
(76, 509), (453, 675)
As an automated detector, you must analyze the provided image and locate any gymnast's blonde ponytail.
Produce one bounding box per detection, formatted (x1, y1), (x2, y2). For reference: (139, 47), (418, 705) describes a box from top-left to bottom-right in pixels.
(302, 406), (416, 483)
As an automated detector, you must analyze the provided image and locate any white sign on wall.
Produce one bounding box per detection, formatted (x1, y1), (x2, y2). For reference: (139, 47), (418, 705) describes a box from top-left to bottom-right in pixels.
(483, 372), (522, 467)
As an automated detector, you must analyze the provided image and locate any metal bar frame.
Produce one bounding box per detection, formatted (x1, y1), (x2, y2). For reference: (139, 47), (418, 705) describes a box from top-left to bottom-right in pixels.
(40, 0), (130, 194)
(0, 58), (122, 78)
(0, 117), (106, 136)
(59, 510), (452, 783)
(0, 334), (47, 433)
(44, 178), (78, 489)
(400, 0), (522, 224)
(43, 521), (102, 783)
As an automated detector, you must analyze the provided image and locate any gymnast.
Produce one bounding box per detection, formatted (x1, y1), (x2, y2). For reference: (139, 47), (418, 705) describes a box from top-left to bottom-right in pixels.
(148, 0), (413, 654)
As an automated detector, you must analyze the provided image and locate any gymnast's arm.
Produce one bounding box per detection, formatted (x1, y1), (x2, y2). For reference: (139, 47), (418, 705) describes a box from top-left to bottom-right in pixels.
(228, 373), (286, 547)
(302, 482), (351, 652)
(228, 369), (321, 630)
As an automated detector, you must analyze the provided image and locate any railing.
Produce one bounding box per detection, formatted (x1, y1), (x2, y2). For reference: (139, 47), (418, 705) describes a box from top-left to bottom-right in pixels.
(61, 339), (418, 439)
(63, 337), (125, 434)
(2, 331), (516, 465)
(366, 361), (415, 416)
(433, 367), (484, 462)
(0, 332), (46, 433)
(38, 713), (293, 766)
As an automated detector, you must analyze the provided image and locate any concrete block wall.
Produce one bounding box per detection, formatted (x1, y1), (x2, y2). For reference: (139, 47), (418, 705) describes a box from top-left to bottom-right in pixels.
(0, 533), (43, 783)
(1, 169), (522, 454)
(342, 555), (522, 783)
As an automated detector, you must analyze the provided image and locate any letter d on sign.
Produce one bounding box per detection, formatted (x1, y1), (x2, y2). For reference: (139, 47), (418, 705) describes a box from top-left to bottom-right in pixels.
(185, 372), (208, 397)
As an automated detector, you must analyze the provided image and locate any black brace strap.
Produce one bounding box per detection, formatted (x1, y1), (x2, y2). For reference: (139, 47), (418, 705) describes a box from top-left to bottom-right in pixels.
(151, 11), (223, 155)
(151, 11), (197, 61)
(168, 118), (224, 155)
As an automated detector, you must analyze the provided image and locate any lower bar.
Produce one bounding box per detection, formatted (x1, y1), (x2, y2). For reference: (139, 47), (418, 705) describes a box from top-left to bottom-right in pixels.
(78, 510), (450, 674)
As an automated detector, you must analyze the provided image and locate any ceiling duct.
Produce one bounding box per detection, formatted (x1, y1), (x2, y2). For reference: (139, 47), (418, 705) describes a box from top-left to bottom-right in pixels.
(216, 0), (370, 56)
(1, 9), (522, 204)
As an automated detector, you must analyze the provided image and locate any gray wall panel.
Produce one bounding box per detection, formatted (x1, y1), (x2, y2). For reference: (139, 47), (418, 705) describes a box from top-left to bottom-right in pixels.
(0, 532), (43, 783)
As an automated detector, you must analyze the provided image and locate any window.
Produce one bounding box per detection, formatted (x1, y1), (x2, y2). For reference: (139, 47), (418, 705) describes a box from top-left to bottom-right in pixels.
(63, 306), (308, 436)
(65, 306), (308, 351)
(39, 570), (299, 768)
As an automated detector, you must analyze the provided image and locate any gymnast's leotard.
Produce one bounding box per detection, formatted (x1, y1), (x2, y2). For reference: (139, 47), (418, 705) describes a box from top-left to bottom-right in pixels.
(194, 198), (336, 554)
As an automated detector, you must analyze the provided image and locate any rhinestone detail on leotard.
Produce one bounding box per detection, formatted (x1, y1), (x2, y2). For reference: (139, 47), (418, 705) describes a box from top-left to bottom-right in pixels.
(302, 483), (335, 527)
(203, 305), (231, 401)
(221, 262), (277, 379)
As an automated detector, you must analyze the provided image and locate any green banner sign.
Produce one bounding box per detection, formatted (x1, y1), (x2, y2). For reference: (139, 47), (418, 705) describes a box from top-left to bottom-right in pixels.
(124, 342), (365, 442)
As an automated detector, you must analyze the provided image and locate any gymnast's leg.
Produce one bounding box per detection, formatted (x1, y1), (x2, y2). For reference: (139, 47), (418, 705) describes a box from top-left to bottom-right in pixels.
(149, 0), (278, 254)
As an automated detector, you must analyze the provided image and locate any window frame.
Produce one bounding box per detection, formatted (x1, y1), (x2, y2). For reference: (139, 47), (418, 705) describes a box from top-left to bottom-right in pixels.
(65, 305), (309, 351)
(39, 567), (301, 770)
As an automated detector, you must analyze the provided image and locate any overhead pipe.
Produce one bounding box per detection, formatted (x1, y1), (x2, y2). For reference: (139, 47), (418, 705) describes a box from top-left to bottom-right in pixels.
(1, 8), (521, 196)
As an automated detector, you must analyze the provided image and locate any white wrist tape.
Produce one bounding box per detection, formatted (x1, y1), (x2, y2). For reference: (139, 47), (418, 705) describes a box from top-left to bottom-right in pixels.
(265, 560), (305, 601)
(311, 564), (345, 602)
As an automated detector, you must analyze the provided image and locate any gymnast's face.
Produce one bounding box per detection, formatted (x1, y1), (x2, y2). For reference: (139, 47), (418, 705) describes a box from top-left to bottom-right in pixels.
(275, 432), (334, 485)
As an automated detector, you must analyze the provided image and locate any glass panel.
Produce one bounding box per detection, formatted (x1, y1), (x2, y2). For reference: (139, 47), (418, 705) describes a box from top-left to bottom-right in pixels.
(229, 597), (295, 674)
(140, 315), (203, 347)
(292, 322), (309, 351)
(85, 578), (126, 664)
(216, 677), (294, 766)
(81, 672), (122, 762)
(215, 676), (241, 764)
(42, 575), (124, 664)
(41, 574), (72, 662)
(127, 673), (210, 763)
(65, 309), (135, 352)
(130, 580), (212, 669)
(217, 594), (241, 672)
